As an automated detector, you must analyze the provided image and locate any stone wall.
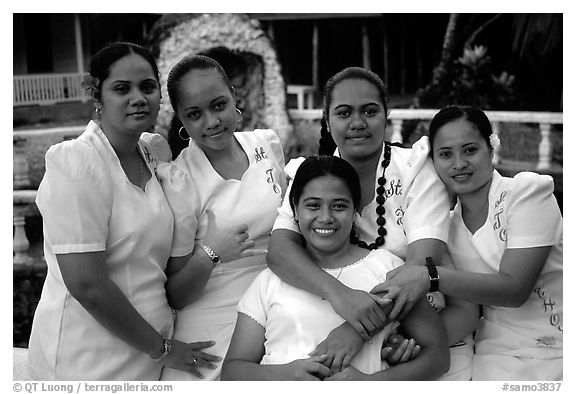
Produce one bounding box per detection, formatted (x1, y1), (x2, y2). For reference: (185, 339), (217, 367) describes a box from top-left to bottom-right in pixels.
(152, 13), (293, 147)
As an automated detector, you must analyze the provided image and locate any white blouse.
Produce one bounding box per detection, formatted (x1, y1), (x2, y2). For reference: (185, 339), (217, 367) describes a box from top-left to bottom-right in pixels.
(273, 136), (450, 260)
(29, 121), (175, 380)
(449, 170), (563, 380)
(238, 249), (403, 374)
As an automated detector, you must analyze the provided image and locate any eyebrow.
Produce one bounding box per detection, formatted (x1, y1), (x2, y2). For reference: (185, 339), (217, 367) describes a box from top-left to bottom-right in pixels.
(435, 142), (478, 151)
(111, 78), (157, 84)
(302, 196), (352, 203)
(333, 102), (380, 110)
(184, 95), (227, 111)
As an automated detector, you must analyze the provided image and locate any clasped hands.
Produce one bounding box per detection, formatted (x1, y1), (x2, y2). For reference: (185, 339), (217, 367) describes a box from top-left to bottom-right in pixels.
(303, 285), (422, 380)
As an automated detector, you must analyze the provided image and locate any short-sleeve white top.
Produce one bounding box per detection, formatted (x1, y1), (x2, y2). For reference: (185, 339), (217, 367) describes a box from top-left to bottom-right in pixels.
(448, 171), (563, 362)
(273, 136), (450, 260)
(238, 249), (403, 373)
(156, 129), (285, 381)
(28, 121), (175, 380)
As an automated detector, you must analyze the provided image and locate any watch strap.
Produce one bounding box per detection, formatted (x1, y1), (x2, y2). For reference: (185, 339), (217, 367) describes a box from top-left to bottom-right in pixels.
(152, 338), (172, 362)
(201, 243), (221, 266)
(425, 257), (439, 293)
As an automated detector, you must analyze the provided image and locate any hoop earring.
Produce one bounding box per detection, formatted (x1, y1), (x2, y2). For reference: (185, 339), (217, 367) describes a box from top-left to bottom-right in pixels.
(236, 108), (242, 115)
(178, 127), (190, 141)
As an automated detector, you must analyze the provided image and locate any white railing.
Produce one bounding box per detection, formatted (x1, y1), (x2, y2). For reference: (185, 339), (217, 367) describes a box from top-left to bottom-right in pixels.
(287, 84), (316, 110)
(289, 108), (563, 171)
(13, 73), (88, 106)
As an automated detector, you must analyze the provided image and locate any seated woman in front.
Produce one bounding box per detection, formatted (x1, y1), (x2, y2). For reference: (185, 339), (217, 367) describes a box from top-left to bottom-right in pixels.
(221, 155), (449, 380)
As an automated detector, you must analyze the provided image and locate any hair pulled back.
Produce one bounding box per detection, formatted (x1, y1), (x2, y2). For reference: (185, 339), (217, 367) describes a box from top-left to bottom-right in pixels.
(88, 41), (159, 101)
(428, 106), (493, 152)
(166, 55), (235, 158)
(318, 67), (389, 155)
(289, 155), (362, 216)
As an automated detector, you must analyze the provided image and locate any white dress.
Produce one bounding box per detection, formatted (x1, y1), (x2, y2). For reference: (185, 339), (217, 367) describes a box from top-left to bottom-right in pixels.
(273, 136), (473, 380)
(448, 171), (563, 381)
(28, 121), (175, 380)
(156, 129), (285, 381)
(238, 249), (403, 374)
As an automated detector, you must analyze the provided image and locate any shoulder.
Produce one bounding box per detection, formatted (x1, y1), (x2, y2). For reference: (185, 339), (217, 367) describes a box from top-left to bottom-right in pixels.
(240, 129), (284, 157)
(367, 248), (404, 269)
(250, 128), (280, 143)
(284, 157), (306, 180)
(390, 136), (433, 174)
(511, 171), (555, 193)
(140, 132), (172, 162)
(247, 268), (282, 294)
(500, 171), (556, 203)
(45, 137), (103, 180)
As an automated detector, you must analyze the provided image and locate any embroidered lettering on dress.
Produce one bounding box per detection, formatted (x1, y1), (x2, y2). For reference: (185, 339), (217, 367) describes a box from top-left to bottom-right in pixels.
(534, 286), (562, 332)
(266, 168), (281, 195)
(255, 147), (268, 162)
(491, 190), (508, 241)
(142, 146), (152, 163)
(384, 179), (403, 198)
(494, 190), (507, 209)
(492, 208), (507, 242)
(395, 207), (404, 225)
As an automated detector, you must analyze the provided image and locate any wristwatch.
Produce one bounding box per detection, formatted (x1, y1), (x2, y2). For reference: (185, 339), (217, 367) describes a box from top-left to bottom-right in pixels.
(425, 257), (439, 293)
(152, 338), (172, 362)
(201, 243), (221, 266)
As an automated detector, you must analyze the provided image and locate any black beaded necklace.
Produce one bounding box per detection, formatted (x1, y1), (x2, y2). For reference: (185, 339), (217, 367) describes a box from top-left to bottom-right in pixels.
(350, 142), (391, 250)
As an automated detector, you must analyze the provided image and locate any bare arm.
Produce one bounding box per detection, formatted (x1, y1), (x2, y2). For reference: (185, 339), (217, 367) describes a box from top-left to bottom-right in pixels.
(436, 253), (481, 345)
(57, 252), (221, 375)
(166, 209), (264, 310)
(438, 246), (552, 307)
(221, 313), (331, 381)
(268, 229), (388, 339)
(373, 297), (449, 380)
(165, 250), (215, 310)
(328, 297), (450, 381)
(371, 238), (447, 320)
(384, 246), (552, 309)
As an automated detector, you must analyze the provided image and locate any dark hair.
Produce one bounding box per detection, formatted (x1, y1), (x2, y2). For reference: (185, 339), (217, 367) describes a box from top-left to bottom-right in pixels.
(167, 54), (234, 115)
(166, 55), (235, 157)
(428, 106), (493, 153)
(88, 41), (159, 101)
(319, 67), (389, 155)
(289, 155), (362, 216)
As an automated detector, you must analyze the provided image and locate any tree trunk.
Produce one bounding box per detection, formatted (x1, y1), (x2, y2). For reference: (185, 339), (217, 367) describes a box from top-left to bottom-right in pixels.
(440, 13), (461, 68)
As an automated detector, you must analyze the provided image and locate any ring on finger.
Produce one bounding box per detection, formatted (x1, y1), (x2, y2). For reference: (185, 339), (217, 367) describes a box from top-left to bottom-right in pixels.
(192, 356), (198, 366)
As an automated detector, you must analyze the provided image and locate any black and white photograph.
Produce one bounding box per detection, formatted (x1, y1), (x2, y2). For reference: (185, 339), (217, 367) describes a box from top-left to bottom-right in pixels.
(8, 3), (569, 391)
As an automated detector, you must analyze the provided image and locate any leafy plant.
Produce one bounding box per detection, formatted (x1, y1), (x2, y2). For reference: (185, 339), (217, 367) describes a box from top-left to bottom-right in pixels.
(415, 45), (517, 110)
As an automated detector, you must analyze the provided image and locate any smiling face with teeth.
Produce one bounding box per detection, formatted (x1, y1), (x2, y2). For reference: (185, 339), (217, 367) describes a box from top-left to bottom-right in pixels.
(295, 174), (357, 261)
(432, 117), (494, 198)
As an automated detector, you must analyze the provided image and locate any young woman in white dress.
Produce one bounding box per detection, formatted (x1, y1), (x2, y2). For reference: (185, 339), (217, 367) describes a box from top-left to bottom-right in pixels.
(268, 67), (479, 380)
(221, 155), (449, 380)
(154, 55), (286, 380)
(28, 42), (217, 380)
(382, 106), (563, 380)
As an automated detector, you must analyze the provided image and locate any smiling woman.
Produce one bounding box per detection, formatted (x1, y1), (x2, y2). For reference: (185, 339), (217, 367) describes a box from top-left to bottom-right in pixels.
(383, 106), (563, 380)
(27, 42), (213, 380)
(221, 155), (449, 381)
(267, 67), (478, 380)
(148, 54), (287, 381)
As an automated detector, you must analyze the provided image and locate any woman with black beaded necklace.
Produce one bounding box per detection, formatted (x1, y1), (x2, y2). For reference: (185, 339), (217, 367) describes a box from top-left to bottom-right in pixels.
(268, 67), (479, 380)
